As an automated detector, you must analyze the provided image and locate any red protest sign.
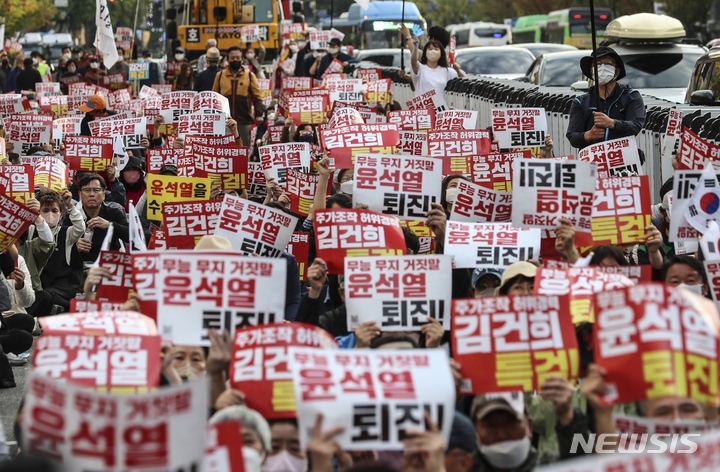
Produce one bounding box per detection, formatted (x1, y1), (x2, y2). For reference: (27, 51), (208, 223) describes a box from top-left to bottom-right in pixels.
(452, 295), (579, 394)
(267, 125), (284, 144)
(34, 156), (69, 193)
(148, 148), (183, 174)
(191, 144), (249, 190)
(285, 232), (310, 281)
(0, 193), (38, 252)
(365, 79), (391, 105)
(64, 135), (114, 172)
(677, 127), (720, 170)
(180, 134), (237, 178)
(285, 169), (330, 217)
(101, 73), (127, 90)
(428, 130), (491, 175)
(356, 68), (382, 83)
(286, 94), (329, 125)
(59, 74), (82, 85)
(0, 165), (34, 203)
(204, 421), (246, 471)
(387, 109), (435, 131)
(314, 208), (407, 273)
(594, 283), (720, 407)
(471, 151), (531, 193)
(229, 322), (337, 419)
(591, 175), (652, 246)
(163, 200), (222, 249)
(320, 124), (400, 169)
(35, 311), (161, 391)
(282, 76), (312, 92)
(96, 251), (134, 302)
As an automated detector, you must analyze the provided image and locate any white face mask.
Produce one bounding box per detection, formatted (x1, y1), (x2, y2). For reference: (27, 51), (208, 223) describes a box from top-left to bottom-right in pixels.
(478, 437), (531, 469)
(43, 211), (61, 229)
(90, 62), (99, 69)
(327, 48), (339, 55)
(425, 49), (441, 62)
(67, 66), (76, 73)
(289, 45), (298, 53)
(596, 64), (616, 85)
(678, 283), (704, 296)
(246, 53), (255, 60)
(63, 53), (71, 60)
(313, 51), (323, 58)
(262, 451), (307, 472)
(445, 187), (457, 203)
(267, 112), (276, 121)
(175, 53), (185, 61)
(340, 180), (353, 195)
(243, 447), (264, 472)
(32, 58), (38, 65)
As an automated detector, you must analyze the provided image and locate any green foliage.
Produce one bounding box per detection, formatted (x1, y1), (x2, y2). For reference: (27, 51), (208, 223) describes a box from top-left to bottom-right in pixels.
(0, 0), (57, 37)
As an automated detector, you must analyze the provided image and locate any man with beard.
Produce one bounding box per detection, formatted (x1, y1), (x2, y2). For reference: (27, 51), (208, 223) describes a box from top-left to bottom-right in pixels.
(118, 156), (146, 211)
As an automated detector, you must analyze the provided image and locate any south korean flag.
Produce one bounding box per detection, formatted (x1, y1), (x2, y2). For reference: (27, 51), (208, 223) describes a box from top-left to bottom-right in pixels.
(686, 162), (720, 234)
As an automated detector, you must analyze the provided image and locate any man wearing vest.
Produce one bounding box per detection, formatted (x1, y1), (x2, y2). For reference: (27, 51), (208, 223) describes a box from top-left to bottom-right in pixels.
(566, 46), (645, 150)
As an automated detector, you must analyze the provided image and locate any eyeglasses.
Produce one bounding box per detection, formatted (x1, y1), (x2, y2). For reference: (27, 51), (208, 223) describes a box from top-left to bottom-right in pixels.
(81, 187), (103, 194)
(475, 280), (501, 291)
(597, 59), (615, 66)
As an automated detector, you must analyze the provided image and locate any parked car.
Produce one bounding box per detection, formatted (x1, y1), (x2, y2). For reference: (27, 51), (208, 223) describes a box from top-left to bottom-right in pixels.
(354, 49), (411, 68)
(685, 47), (720, 104)
(507, 43), (577, 59)
(454, 46), (534, 79)
(523, 50), (586, 86)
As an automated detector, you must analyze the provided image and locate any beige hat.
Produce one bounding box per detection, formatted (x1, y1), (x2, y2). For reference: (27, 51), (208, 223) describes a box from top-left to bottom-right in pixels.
(206, 47), (221, 60)
(470, 395), (524, 423)
(495, 261), (537, 295)
(195, 235), (232, 251)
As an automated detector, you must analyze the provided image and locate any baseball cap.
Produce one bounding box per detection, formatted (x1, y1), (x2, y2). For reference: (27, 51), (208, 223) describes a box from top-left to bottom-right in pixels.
(471, 268), (503, 289)
(495, 261), (537, 295)
(142, 49), (152, 57)
(448, 412), (476, 453)
(471, 394), (524, 423)
(159, 164), (178, 176)
(79, 94), (107, 113)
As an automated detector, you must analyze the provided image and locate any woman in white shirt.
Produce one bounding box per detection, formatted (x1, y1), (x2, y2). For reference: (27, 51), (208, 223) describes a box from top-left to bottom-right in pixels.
(401, 26), (466, 97)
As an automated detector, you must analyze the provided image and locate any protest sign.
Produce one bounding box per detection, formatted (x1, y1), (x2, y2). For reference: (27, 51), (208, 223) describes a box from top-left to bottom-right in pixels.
(147, 148), (183, 174)
(285, 169), (329, 217)
(614, 414), (720, 438)
(0, 165), (33, 203)
(471, 151), (531, 193)
(344, 255), (452, 331)
(400, 219), (435, 255)
(157, 252), (287, 345)
(365, 79), (391, 105)
(329, 101), (380, 124)
(328, 107), (364, 129)
(0, 193), (38, 252)
(405, 89), (447, 113)
(535, 267), (634, 324)
(266, 125), (284, 144)
(435, 110), (478, 131)
(591, 175), (652, 245)
(282, 77), (313, 92)
(677, 127), (720, 170)
(320, 124), (400, 169)
(356, 68), (382, 84)
(52, 115), (82, 140)
(669, 169), (720, 242)
(589, 264), (652, 285)
(450, 179), (512, 223)
(35, 311), (160, 392)
(132, 251), (162, 322)
(146, 173), (211, 221)
(309, 31), (331, 49)
(314, 209), (407, 273)
(160, 91), (196, 125)
(107, 88), (132, 110)
(36, 82), (61, 97)
(204, 421), (246, 472)
(241, 25), (260, 42)
(95, 251), (133, 302)
(259, 142), (311, 186)
(286, 232), (310, 281)
(164, 199), (222, 249)
(70, 300), (127, 312)
(100, 74), (127, 90)
(511, 159), (596, 240)
(181, 134), (238, 178)
(64, 135), (113, 172)
(4, 39), (22, 54)
(192, 91), (230, 117)
(289, 348), (455, 450)
(39, 95), (68, 115)
(89, 117), (145, 149)
(129, 62), (149, 80)
(152, 84), (174, 94)
(686, 163), (720, 233)
(398, 131), (428, 157)
(214, 194), (298, 257)
(34, 156), (69, 193)
(286, 93), (329, 125)
(352, 154), (441, 221)
(177, 112), (226, 139)
(66, 95), (93, 115)
(452, 294), (578, 394)
(6, 122), (51, 154)
(428, 129), (492, 175)
(115, 27), (133, 51)
(0, 94), (30, 114)
(594, 283), (720, 406)
(578, 136), (642, 178)
(445, 222), (541, 269)
(22, 373), (207, 470)
(321, 59), (344, 79)
(257, 78), (272, 107)
(388, 109), (435, 131)
(229, 322), (337, 419)
(491, 108), (547, 149)
(282, 23), (305, 40)
(661, 109), (683, 162)
(191, 144), (248, 190)
(248, 162), (268, 197)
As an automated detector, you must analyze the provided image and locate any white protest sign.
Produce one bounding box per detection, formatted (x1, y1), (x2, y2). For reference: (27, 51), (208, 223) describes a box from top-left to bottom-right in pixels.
(289, 348), (456, 450)
(669, 169), (720, 242)
(193, 91), (231, 117)
(157, 252), (287, 345)
(241, 25), (260, 42)
(661, 109), (683, 162)
(310, 31), (331, 50)
(450, 179), (512, 223)
(352, 154), (441, 221)
(160, 91), (197, 123)
(52, 116), (83, 140)
(491, 108), (547, 149)
(435, 109), (478, 131)
(345, 255), (452, 331)
(578, 136), (642, 178)
(328, 79), (363, 104)
(89, 117), (146, 149)
(177, 112), (226, 139)
(398, 131), (428, 157)
(258, 142), (311, 185)
(685, 163), (720, 233)
(406, 89), (447, 114)
(444, 222), (541, 269)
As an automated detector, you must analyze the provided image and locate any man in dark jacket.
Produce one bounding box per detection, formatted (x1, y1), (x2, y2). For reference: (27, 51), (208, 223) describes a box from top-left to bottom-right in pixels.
(118, 156), (146, 211)
(309, 37), (359, 80)
(195, 47), (221, 92)
(138, 49), (161, 87)
(294, 33), (312, 77)
(79, 95), (118, 136)
(566, 46), (645, 150)
(16, 58), (42, 92)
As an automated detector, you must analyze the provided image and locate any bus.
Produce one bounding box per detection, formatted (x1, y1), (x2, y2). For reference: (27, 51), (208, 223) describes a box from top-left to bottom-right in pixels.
(512, 15), (548, 44)
(546, 8), (613, 48)
(447, 22), (512, 48)
(321, 1), (426, 50)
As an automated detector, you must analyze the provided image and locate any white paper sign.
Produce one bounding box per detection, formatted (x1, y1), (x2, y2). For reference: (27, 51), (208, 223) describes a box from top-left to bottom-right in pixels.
(89, 117), (146, 149)
(661, 109), (683, 161)
(450, 179), (512, 223)
(398, 131), (428, 157)
(406, 89), (447, 114)
(491, 108), (547, 149)
(193, 91), (231, 117)
(669, 169), (720, 242)
(258, 142), (311, 185)
(289, 348), (456, 450)
(578, 136), (642, 178)
(435, 109), (478, 131)
(177, 112), (226, 139)
(444, 222), (541, 269)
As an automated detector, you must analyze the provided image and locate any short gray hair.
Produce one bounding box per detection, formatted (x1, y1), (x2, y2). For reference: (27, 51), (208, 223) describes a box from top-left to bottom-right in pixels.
(206, 38), (217, 47)
(209, 406), (271, 452)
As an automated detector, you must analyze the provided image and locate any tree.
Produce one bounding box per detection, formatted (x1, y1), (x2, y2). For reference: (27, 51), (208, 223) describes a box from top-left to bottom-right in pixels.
(0, 0), (57, 38)
(55, 0), (141, 46)
(660, 0), (708, 29)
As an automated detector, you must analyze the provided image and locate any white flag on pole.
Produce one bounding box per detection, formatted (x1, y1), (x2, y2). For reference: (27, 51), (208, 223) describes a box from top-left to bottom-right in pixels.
(128, 202), (147, 252)
(94, 0), (120, 70)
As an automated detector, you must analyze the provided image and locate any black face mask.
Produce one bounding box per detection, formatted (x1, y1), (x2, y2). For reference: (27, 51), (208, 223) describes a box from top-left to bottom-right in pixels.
(229, 60), (242, 70)
(299, 135), (314, 143)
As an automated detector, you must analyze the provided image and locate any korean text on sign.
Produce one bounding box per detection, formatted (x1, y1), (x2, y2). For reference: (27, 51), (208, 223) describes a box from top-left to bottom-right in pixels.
(578, 136), (642, 178)
(314, 209), (408, 274)
(146, 173), (211, 221)
(387, 109), (435, 131)
(0, 165), (34, 203)
(677, 127), (720, 171)
(405, 89), (447, 114)
(471, 151), (531, 193)
(96, 251), (134, 302)
(259, 142), (310, 186)
(191, 144), (249, 191)
(594, 283), (720, 406)
(591, 176), (652, 246)
(288, 348), (456, 450)
(491, 108), (547, 149)
(164, 200), (223, 250)
(320, 124), (400, 169)
(428, 130), (491, 175)
(345, 255), (452, 331)
(157, 252), (287, 346)
(229, 322), (337, 419)
(450, 179), (512, 223)
(0, 193), (38, 252)
(668, 170), (720, 242)
(34, 156), (69, 193)
(285, 232), (310, 281)
(452, 295), (579, 394)
(444, 222), (541, 270)
(285, 169), (328, 217)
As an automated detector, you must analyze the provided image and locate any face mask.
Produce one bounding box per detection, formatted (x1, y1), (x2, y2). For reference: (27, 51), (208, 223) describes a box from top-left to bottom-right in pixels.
(445, 187), (457, 203)
(425, 49), (441, 62)
(243, 447), (264, 472)
(246, 53), (255, 60)
(478, 437), (531, 470)
(229, 60), (242, 70)
(175, 53), (185, 61)
(262, 451), (307, 472)
(117, 56), (124, 62)
(32, 58), (38, 65)
(475, 287), (496, 298)
(175, 363), (205, 381)
(90, 62), (99, 69)
(328, 48), (339, 55)
(298, 135), (314, 143)
(596, 64), (616, 85)
(267, 112), (276, 121)
(678, 283), (704, 296)
(63, 53), (71, 60)
(289, 45), (298, 53)
(340, 180), (353, 195)
(313, 52), (322, 58)
(68, 66), (76, 73)
(43, 212), (61, 229)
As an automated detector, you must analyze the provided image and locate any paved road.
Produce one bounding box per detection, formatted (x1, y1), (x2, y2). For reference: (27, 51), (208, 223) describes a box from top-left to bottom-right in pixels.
(0, 339), (34, 457)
